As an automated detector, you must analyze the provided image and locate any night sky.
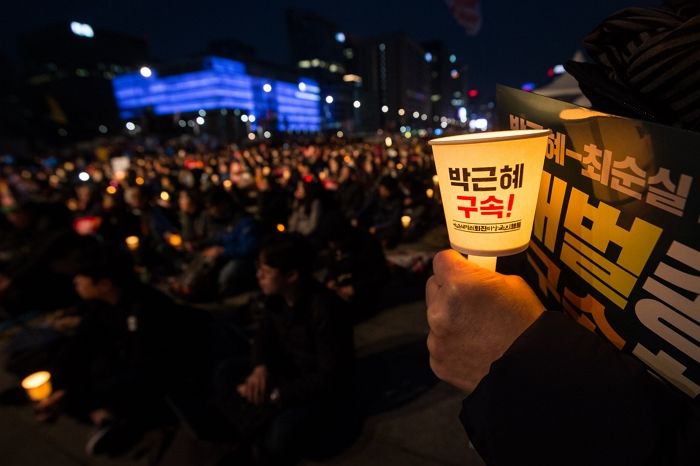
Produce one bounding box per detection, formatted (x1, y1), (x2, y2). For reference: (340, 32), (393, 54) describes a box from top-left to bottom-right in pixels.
(4, 0), (661, 97)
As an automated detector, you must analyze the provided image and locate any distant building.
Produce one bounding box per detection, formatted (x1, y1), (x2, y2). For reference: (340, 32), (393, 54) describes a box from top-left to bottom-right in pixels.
(421, 41), (468, 123)
(286, 10), (347, 79)
(20, 21), (149, 141)
(286, 9), (356, 131)
(354, 34), (431, 132)
(112, 56), (323, 139)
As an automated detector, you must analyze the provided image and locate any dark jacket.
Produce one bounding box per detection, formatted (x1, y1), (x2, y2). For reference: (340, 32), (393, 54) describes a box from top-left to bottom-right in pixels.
(212, 214), (260, 261)
(251, 280), (354, 408)
(460, 311), (699, 466)
(55, 284), (213, 413)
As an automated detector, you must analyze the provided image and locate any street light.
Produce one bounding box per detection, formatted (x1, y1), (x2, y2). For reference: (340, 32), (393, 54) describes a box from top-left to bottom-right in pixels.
(125, 121), (135, 131)
(139, 66), (152, 78)
(263, 83), (272, 93)
(353, 100), (361, 108)
(325, 95), (334, 104)
(381, 105), (389, 113)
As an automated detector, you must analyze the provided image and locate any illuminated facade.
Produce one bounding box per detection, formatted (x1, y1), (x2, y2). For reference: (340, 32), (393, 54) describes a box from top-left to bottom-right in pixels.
(113, 56), (323, 132)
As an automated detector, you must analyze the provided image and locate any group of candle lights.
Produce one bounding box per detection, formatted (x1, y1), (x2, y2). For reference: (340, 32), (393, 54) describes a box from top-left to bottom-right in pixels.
(19, 129), (549, 404)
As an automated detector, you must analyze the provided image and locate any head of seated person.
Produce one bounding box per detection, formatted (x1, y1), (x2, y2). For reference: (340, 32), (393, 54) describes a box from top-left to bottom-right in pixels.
(73, 242), (136, 305)
(256, 233), (314, 301)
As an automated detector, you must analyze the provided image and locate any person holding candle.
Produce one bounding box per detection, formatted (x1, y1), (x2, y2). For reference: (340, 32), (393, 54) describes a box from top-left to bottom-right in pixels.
(46, 242), (217, 457)
(357, 176), (403, 249)
(198, 189), (260, 297)
(426, 249), (699, 465)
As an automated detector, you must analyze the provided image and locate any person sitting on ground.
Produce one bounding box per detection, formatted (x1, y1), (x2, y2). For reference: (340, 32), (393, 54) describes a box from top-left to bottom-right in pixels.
(0, 200), (83, 315)
(317, 214), (389, 316)
(43, 242), (213, 457)
(176, 189), (206, 245)
(358, 176), (403, 249)
(287, 179), (324, 238)
(214, 233), (356, 465)
(197, 188), (260, 297)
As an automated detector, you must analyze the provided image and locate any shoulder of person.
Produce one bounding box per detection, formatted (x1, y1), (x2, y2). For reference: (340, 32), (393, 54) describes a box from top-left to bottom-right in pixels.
(309, 281), (347, 319)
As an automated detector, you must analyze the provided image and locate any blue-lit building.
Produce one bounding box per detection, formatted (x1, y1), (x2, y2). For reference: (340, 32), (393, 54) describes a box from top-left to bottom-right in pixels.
(112, 56), (323, 133)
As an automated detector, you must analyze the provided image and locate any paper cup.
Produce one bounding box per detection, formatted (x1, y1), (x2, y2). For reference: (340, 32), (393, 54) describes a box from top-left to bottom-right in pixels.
(21, 371), (52, 401)
(429, 129), (550, 258)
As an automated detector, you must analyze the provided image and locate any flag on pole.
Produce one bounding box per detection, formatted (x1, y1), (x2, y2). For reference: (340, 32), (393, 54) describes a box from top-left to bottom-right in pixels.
(445, 0), (483, 36)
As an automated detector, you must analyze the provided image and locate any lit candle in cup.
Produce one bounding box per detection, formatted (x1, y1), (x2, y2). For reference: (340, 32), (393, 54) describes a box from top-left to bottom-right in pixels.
(21, 371), (52, 401)
(167, 233), (183, 248)
(429, 129), (550, 271)
(401, 215), (412, 229)
(125, 236), (140, 251)
(426, 188), (434, 199)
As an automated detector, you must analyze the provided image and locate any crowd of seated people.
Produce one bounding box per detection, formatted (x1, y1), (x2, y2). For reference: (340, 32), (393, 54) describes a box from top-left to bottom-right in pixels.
(0, 134), (442, 465)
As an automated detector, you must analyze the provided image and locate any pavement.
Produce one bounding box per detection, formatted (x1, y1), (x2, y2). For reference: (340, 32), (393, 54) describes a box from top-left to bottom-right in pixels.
(0, 230), (486, 466)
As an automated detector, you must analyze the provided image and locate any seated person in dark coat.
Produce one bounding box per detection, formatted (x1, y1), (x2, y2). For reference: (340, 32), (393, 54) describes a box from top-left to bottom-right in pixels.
(43, 243), (213, 457)
(215, 233), (355, 465)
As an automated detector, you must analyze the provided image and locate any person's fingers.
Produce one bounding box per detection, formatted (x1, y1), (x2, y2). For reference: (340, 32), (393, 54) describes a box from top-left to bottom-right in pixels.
(247, 377), (258, 404)
(432, 249), (466, 280)
(428, 355), (472, 393)
(432, 249), (484, 284)
(236, 384), (247, 398)
(425, 275), (441, 307)
(251, 379), (260, 404)
(426, 284), (461, 337)
(426, 331), (444, 362)
(258, 374), (267, 404)
(248, 374), (265, 405)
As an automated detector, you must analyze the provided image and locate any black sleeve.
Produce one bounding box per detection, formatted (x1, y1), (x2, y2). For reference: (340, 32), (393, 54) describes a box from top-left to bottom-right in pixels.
(460, 311), (699, 466)
(277, 297), (353, 406)
(251, 307), (274, 369)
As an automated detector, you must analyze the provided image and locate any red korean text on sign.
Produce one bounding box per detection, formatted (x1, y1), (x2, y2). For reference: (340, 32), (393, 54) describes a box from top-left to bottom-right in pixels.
(457, 194), (515, 219)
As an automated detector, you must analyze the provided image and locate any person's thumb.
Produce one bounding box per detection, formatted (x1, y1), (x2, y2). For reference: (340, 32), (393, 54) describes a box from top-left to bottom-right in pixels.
(432, 249), (490, 283)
